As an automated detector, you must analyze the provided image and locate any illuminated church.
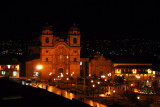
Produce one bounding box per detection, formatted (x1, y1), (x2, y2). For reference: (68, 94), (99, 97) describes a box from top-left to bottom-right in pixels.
(26, 23), (81, 80)
(26, 23), (155, 82)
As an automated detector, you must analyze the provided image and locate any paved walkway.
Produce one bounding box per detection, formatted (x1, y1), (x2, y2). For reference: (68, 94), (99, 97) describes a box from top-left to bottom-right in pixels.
(32, 83), (107, 107)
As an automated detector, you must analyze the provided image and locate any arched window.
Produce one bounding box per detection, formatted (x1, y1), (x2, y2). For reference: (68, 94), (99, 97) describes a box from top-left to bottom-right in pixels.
(45, 37), (49, 43)
(73, 38), (77, 44)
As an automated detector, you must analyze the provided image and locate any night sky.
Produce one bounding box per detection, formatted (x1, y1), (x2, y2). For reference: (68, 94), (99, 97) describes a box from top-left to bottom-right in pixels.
(0, 0), (159, 41)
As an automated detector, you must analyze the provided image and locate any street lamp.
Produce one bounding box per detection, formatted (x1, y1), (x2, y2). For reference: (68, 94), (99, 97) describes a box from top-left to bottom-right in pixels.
(97, 81), (100, 97)
(92, 84), (95, 104)
(49, 72), (52, 83)
(91, 80), (94, 83)
(67, 78), (69, 91)
(36, 65), (43, 81)
(113, 90), (115, 104)
(37, 65), (43, 70)
(104, 79), (107, 90)
(61, 73), (63, 96)
(131, 83), (133, 91)
(58, 76), (60, 87)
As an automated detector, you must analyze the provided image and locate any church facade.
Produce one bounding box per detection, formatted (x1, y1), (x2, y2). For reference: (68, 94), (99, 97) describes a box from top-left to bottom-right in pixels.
(26, 24), (81, 80)
(26, 23), (155, 82)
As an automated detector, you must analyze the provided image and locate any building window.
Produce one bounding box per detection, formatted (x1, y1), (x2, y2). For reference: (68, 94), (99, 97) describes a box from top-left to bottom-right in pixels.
(46, 58), (48, 62)
(13, 71), (17, 77)
(45, 37), (49, 43)
(46, 50), (48, 53)
(74, 58), (77, 62)
(80, 61), (82, 66)
(73, 38), (77, 44)
(7, 65), (11, 69)
(132, 69), (137, 74)
(1, 71), (5, 76)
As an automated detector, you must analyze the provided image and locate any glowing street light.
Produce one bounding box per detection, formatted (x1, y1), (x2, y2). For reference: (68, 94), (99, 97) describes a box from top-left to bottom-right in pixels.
(49, 72), (52, 76)
(97, 81), (100, 85)
(92, 84), (95, 104)
(137, 96), (140, 100)
(61, 73), (63, 77)
(113, 90), (116, 104)
(91, 80), (94, 83)
(36, 65), (43, 70)
(97, 81), (100, 97)
(101, 75), (105, 78)
(67, 78), (69, 91)
(36, 65), (43, 81)
(136, 75), (140, 79)
(92, 84), (95, 88)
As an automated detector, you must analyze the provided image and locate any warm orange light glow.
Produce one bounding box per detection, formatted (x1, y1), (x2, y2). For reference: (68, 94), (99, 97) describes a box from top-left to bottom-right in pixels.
(136, 75), (140, 79)
(89, 74), (91, 76)
(153, 71), (156, 75)
(131, 84), (133, 86)
(132, 69), (137, 74)
(108, 73), (111, 76)
(37, 65), (42, 70)
(16, 65), (20, 70)
(61, 73), (63, 77)
(91, 80), (94, 83)
(97, 81), (100, 85)
(49, 72), (52, 75)
(67, 78), (69, 80)
(115, 69), (121, 74)
(101, 75), (105, 78)
(147, 69), (152, 74)
(92, 84), (95, 88)
(113, 90), (115, 93)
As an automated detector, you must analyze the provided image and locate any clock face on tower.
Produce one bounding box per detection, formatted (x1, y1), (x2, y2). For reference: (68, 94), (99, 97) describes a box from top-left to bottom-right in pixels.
(73, 38), (77, 44)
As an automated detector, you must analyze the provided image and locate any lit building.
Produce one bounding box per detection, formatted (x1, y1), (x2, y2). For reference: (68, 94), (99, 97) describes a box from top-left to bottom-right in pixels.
(26, 23), (81, 80)
(113, 57), (154, 81)
(0, 58), (20, 78)
(88, 52), (114, 78)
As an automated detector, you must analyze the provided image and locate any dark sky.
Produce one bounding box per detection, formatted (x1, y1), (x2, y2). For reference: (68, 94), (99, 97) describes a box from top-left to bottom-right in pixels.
(0, 0), (159, 41)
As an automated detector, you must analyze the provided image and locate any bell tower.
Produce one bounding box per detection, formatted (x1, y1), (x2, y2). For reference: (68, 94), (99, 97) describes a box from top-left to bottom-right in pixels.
(68, 24), (80, 46)
(68, 24), (81, 77)
(41, 23), (53, 46)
